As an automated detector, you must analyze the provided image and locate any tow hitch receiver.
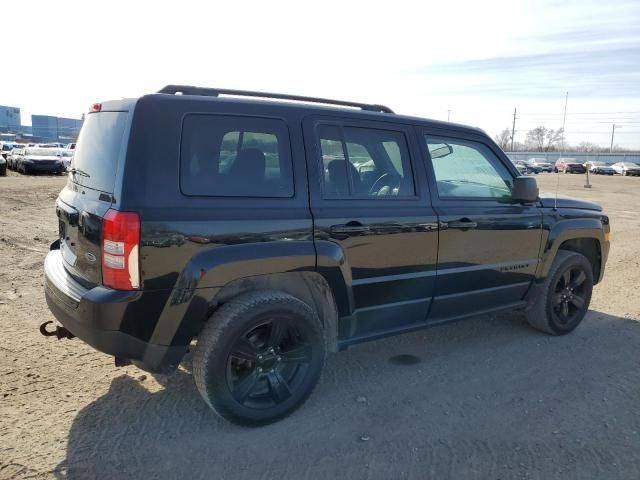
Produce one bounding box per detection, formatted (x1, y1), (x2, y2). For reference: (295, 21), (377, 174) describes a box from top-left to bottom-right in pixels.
(40, 321), (75, 340)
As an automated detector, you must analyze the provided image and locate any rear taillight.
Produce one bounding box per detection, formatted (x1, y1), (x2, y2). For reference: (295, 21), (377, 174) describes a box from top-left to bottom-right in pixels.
(90, 103), (102, 112)
(101, 209), (140, 290)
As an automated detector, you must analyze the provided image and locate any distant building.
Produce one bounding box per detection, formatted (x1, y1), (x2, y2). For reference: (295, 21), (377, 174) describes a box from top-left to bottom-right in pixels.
(0, 105), (22, 132)
(31, 114), (83, 142)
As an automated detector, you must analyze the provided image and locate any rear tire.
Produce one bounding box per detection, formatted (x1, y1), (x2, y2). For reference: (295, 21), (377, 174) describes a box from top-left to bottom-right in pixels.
(526, 250), (593, 335)
(193, 291), (326, 426)
(0, 164), (6, 176)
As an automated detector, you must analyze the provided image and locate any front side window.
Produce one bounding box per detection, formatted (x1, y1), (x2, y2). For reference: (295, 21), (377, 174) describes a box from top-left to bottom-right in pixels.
(181, 115), (293, 197)
(318, 125), (415, 198)
(425, 136), (513, 199)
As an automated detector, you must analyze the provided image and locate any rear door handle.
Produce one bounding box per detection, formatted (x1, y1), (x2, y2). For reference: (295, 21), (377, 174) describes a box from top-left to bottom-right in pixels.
(447, 219), (478, 230)
(330, 222), (370, 236)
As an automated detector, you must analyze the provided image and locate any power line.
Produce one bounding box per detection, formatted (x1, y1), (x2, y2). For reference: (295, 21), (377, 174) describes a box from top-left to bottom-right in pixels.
(515, 130), (640, 134)
(517, 111), (640, 115)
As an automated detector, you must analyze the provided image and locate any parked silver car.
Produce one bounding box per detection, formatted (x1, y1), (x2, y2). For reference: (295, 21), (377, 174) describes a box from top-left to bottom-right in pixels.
(611, 162), (640, 176)
(8, 147), (25, 170)
(528, 157), (553, 172)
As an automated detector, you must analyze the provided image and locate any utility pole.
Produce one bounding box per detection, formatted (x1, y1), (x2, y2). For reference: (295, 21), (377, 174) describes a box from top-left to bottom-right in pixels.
(510, 108), (517, 151)
(447, 109), (451, 122)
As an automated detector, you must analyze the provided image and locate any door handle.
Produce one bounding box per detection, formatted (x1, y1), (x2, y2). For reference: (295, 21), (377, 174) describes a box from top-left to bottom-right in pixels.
(330, 222), (370, 236)
(447, 219), (478, 230)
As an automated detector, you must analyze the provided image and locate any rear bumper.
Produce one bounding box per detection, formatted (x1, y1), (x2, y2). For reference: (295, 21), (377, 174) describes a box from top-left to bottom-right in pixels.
(44, 249), (185, 373)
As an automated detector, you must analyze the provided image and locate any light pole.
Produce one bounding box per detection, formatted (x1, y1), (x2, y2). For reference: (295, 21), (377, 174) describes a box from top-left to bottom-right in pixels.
(610, 124), (621, 153)
(447, 109), (451, 122)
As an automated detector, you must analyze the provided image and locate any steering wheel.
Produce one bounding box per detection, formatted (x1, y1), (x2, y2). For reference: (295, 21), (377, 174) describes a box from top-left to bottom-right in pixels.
(369, 173), (400, 195)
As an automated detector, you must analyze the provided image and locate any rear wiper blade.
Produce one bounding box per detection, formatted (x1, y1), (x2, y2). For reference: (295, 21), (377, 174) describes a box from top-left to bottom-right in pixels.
(70, 167), (90, 178)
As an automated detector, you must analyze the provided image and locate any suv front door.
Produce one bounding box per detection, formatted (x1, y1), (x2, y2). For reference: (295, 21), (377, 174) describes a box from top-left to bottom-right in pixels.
(304, 117), (439, 346)
(421, 131), (543, 321)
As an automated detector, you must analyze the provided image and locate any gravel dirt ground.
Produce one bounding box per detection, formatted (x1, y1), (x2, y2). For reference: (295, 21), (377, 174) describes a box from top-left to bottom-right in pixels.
(1, 169), (639, 479)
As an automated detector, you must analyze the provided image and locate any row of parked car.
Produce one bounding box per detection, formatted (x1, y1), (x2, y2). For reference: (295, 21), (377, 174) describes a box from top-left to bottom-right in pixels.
(512, 157), (640, 176)
(0, 142), (75, 176)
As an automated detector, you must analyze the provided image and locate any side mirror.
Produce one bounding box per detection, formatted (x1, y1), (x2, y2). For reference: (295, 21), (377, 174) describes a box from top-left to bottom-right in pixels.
(512, 176), (538, 203)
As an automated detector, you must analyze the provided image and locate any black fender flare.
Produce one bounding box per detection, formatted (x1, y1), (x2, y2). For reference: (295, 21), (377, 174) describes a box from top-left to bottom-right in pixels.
(538, 217), (606, 280)
(148, 240), (353, 347)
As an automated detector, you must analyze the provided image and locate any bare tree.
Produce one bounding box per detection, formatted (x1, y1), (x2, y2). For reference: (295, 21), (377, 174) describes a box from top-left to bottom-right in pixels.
(576, 141), (598, 153)
(525, 126), (564, 151)
(525, 126), (547, 151)
(494, 128), (511, 150)
(546, 128), (564, 151)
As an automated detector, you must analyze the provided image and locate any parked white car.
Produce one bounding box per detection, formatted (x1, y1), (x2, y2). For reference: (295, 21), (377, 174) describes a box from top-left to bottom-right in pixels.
(60, 149), (74, 170)
(611, 162), (640, 176)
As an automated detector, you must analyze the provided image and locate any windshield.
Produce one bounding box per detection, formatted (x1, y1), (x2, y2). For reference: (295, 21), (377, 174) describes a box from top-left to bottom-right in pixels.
(71, 111), (128, 193)
(25, 148), (61, 156)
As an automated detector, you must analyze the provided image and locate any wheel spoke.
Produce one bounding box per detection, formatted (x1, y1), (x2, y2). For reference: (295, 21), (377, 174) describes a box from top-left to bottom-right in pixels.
(552, 293), (563, 306)
(571, 271), (586, 288)
(562, 270), (571, 288)
(230, 337), (260, 362)
(268, 320), (287, 348)
(266, 369), (292, 403)
(279, 344), (312, 364)
(561, 301), (569, 318)
(570, 294), (585, 308)
(232, 370), (261, 404)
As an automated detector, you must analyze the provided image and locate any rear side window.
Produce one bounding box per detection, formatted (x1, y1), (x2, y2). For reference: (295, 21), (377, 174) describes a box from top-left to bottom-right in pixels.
(180, 115), (293, 197)
(72, 111), (128, 193)
(317, 125), (415, 198)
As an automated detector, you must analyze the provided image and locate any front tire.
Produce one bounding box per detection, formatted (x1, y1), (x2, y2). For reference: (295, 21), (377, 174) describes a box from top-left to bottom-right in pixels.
(193, 291), (326, 426)
(526, 250), (593, 335)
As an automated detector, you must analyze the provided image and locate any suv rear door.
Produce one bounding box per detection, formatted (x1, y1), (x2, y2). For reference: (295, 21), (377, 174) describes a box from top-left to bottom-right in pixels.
(56, 108), (131, 285)
(420, 129), (543, 321)
(304, 116), (438, 345)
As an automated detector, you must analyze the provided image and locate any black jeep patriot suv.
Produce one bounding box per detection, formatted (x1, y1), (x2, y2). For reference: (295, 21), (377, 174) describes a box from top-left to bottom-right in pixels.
(43, 86), (610, 426)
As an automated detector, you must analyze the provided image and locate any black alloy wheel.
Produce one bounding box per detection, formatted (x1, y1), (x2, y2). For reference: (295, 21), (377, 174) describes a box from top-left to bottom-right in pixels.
(526, 250), (593, 335)
(193, 291), (325, 426)
(550, 266), (588, 330)
(226, 318), (313, 409)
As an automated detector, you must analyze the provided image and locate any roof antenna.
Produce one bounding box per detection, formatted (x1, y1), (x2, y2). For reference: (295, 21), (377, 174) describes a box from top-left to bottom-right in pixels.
(555, 91), (569, 210)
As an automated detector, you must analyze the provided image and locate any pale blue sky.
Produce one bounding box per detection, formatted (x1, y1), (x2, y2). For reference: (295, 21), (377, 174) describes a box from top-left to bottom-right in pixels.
(2, 0), (639, 148)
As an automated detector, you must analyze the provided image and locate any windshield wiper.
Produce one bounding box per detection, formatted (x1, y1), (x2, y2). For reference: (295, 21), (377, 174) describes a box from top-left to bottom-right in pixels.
(70, 167), (90, 178)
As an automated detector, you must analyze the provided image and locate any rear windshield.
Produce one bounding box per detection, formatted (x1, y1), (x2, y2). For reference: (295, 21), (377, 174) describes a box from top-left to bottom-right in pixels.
(71, 111), (128, 193)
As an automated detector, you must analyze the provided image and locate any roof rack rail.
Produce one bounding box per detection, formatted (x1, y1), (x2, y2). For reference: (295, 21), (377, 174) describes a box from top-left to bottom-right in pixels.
(157, 85), (394, 114)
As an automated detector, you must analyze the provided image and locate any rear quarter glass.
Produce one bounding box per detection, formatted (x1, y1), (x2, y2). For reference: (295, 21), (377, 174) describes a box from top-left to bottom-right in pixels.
(71, 111), (129, 194)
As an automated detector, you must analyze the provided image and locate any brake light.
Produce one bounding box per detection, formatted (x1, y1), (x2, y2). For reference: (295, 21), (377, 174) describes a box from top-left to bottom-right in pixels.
(101, 209), (140, 290)
(90, 103), (102, 112)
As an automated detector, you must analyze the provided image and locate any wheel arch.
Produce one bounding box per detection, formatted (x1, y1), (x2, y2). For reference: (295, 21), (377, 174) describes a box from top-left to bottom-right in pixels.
(150, 240), (353, 352)
(210, 272), (340, 352)
(539, 217), (606, 284)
